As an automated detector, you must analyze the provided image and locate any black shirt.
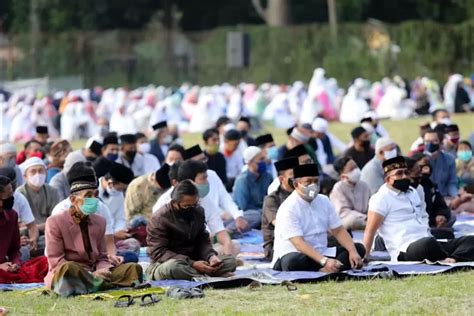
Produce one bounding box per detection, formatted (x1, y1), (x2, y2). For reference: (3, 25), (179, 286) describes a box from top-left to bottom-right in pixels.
(205, 151), (228, 185)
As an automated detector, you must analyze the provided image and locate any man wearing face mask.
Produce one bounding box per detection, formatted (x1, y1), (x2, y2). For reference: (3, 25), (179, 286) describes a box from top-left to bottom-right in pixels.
(255, 134), (278, 179)
(101, 133), (120, 162)
(44, 168), (143, 297)
(149, 121), (172, 165)
(233, 147), (274, 232)
(262, 157), (299, 261)
(221, 129), (244, 191)
(330, 157), (371, 230)
(0, 142), (24, 187)
(361, 137), (398, 195)
(423, 129), (458, 197)
(116, 134), (145, 177)
(18, 158), (60, 228)
(443, 124), (461, 158)
(203, 128), (227, 184)
(364, 156), (474, 263)
(147, 180), (236, 280)
(272, 164), (365, 272)
(236, 116), (257, 146)
(430, 109), (452, 129)
(343, 127), (375, 169)
(136, 132), (160, 174)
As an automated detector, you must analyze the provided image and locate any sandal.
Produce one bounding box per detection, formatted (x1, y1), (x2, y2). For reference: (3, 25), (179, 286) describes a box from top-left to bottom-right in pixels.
(247, 280), (263, 291)
(281, 280), (298, 291)
(114, 295), (135, 308)
(188, 287), (205, 299)
(140, 294), (160, 306)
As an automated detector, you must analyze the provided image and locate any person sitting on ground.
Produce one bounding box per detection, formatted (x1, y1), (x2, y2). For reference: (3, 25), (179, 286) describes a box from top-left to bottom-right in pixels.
(0, 142), (24, 187)
(456, 140), (474, 187)
(44, 172), (143, 297)
(443, 124), (461, 158)
(33, 126), (49, 146)
(101, 133), (120, 162)
(146, 180), (237, 281)
(221, 129), (244, 191)
(50, 151), (86, 200)
(16, 140), (44, 165)
(149, 121), (171, 165)
(116, 134), (145, 177)
(136, 132), (160, 174)
(363, 156), (474, 263)
(272, 164), (365, 272)
(277, 126), (311, 160)
(343, 126), (375, 169)
(203, 128), (227, 184)
(409, 122), (432, 152)
(330, 156), (371, 230)
(361, 137), (398, 195)
(45, 140), (72, 183)
(423, 128), (458, 197)
(125, 163), (171, 220)
(232, 146), (273, 232)
(236, 116), (257, 146)
(0, 176), (48, 284)
(164, 144), (185, 166)
(262, 157), (298, 261)
(255, 133), (278, 178)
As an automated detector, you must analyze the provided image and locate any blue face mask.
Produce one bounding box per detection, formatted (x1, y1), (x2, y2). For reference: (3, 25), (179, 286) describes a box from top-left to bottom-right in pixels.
(80, 197), (99, 215)
(195, 182), (210, 198)
(106, 153), (118, 161)
(267, 146), (279, 161)
(257, 161), (267, 174)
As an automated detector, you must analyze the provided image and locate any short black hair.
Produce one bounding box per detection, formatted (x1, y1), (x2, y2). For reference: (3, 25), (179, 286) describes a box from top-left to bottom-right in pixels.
(333, 156), (352, 175)
(168, 161), (182, 182)
(24, 139), (42, 150)
(216, 116), (231, 128)
(170, 179), (198, 201)
(168, 144), (185, 156)
(0, 175), (11, 193)
(459, 140), (472, 150)
(177, 160), (207, 182)
(203, 128), (219, 142)
(424, 128), (443, 142)
(405, 156), (417, 170)
(135, 132), (146, 140)
(431, 109), (448, 119)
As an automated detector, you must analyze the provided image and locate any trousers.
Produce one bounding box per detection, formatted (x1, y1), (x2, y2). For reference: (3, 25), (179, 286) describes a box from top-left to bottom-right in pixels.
(398, 236), (474, 262)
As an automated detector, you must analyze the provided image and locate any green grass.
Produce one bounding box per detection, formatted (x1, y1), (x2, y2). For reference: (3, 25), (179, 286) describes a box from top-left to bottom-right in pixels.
(1, 272), (473, 315)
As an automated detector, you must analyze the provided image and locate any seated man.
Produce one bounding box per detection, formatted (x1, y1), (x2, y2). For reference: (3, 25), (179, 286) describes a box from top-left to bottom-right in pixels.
(146, 180), (237, 280)
(44, 170), (142, 297)
(164, 144), (185, 166)
(330, 156), (371, 230)
(203, 128), (227, 184)
(262, 157), (298, 261)
(50, 151), (86, 200)
(232, 146), (273, 231)
(364, 156), (474, 262)
(221, 129), (244, 191)
(272, 164), (365, 272)
(116, 134), (145, 177)
(255, 133), (278, 178)
(0, 175), (48, 284)
(125, 163), (171, 220)
(343, 127), (375, 169)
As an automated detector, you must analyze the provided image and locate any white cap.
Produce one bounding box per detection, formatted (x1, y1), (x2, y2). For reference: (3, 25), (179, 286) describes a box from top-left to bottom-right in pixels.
(363, 111), (379, 121)
(243, 146), (262, 164)
(63, 151), (86, 174)
(375, 137), (395, 153)
(312, 117), (328, 133)
(0, 143), (17, 154)
(19, 157), (46, 175)
(361, 122), (375, 134)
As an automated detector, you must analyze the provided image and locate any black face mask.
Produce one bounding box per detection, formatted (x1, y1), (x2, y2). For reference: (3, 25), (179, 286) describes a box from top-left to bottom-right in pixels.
(125, 151), (137, 162)
(362, 140), (371, 150)
(392, 178), (411, 192)
(240, 130), (248, 138)
(86, 156), (96, 163)
(2, 196), (14, 210)
(287, 178), (295, 190)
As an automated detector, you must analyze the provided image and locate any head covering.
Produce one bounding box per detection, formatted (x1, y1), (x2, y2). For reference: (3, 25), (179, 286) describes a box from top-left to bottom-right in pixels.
(351, 126), (367, 140)
(0, 167), (16, 181)
(87, 140), (103, 157)
(290, 128), (309, 143)
(63, 151), (87, 174)
(119, 134), (137, 145)
(382, 156), (407, 175)
(255, 134), (274, 147)
(0, 143), (16, 154)
(36, 126), (48, 134)
(284, 144), (308, 159)
(103, 134), (119, 146)
(182, 145), (203, 160)
(224, 129), (241, 141)
(155, 164), (171, 189)
(109, 162), (134, 184)
(293, 164), (319, 179)
(375, 137), (395, 153)
(19, 157), (46, 175)
(152, 121), (168, 131)
(274, 157), (299, 172)
(243, 146), (262, 163)
(361, 122), (375, 134)
(92, 157), (113, 178)
(67, 162), (97, 193)
(311, 118), (328, 133)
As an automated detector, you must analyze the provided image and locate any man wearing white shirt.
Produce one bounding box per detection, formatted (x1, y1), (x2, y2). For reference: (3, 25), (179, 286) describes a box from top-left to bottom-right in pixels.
(136, 132), (160, 174)
(272, 164), (364, 272)
(116, 134), (146, 177)
(364, 156), (474, 262)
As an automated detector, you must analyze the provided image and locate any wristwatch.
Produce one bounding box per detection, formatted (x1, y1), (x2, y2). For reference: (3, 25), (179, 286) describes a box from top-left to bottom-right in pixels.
(319, 257), (328, 267)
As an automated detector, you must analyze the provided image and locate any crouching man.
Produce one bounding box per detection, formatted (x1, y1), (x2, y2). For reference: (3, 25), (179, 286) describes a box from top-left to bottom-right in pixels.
(272, 164), (365, 272)
(146, 180), (236, 280)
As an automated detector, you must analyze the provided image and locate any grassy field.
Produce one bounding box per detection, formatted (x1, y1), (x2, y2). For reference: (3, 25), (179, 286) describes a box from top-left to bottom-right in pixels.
(3, 113), (473, 315)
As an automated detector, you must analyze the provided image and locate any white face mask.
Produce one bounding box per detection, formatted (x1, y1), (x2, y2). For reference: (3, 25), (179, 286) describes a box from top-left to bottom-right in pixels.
(383, 148), (398, 160)
(139, 143), (151, 154)
(345, 168), (361, 183)
(28, 173), (46, 188)
(439, 118), (452, 126)
(107, 187), (121, 196)
(163, 135), (173, 144)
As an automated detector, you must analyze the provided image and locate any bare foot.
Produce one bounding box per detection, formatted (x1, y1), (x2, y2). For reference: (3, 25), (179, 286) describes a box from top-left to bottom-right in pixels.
(0, 307), (9, 316)
(440, 257), (457, 264)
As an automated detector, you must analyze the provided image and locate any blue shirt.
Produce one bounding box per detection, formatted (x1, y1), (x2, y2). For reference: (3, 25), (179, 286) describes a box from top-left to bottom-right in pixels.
(233, 170), (273, 211)
(429, 151), (458, 197)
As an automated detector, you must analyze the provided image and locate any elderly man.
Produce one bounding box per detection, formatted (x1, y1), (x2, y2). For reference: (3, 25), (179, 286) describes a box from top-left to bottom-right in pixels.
(343, 126), (375, 169)
(364, 156), (474, 263)
(232, 146), (273, 232)
(0, 142), (24, 186)
(361, 137), (398, 194)
(44, 168), (142, 297)
(146, 180), (236, 280)
(272, 164), (365, 272)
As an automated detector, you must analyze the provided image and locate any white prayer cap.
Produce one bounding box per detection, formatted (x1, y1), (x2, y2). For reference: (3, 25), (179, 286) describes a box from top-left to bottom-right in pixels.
(223, 123), (236, 132)
(19, 157), (46, 175)
(375, 137), (395, 153)
(363, 111), (379, 121)
(361, 122), (375, 134)
(0, 143), (17, 154)
(312, 117), (328, 133)
(63, 151), (86, 174)
(243, 146), (262, 164)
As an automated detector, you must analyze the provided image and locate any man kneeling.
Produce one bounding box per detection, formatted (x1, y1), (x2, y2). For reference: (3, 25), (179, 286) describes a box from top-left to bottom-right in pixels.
(146, 180), (236, 280)
(272, 164), (365, 272)
(44, 164), (143, 297)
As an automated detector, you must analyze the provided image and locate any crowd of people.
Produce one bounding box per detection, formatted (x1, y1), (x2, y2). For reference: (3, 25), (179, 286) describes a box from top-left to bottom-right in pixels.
(1, 71), (474, 297)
